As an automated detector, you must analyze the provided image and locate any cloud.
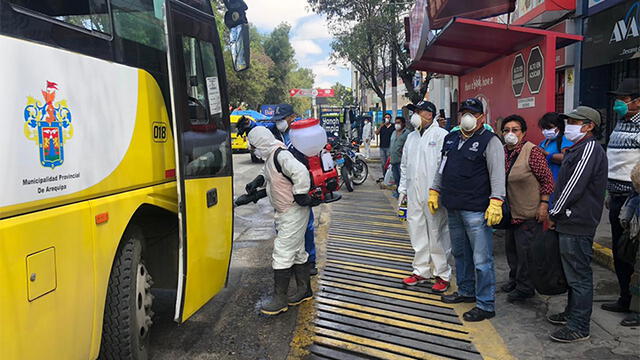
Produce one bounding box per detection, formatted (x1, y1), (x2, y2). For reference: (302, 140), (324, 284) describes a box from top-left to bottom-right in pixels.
(245, 0), (310, 30)
(309, 59), (340, 79)
(292, 39), (323, 58)
(317, 81), (335, 89)
(292, 16), (331, 40)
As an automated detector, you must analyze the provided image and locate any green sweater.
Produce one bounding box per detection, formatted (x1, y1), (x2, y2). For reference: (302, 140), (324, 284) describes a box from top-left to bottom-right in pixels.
(389, 129), (409, 164)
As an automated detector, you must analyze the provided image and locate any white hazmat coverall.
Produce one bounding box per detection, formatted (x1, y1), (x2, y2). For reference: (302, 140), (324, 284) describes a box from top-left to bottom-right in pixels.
(397, 120), (452, 281)
(362, 121), (372, 159)
(248, 127), (311, 270)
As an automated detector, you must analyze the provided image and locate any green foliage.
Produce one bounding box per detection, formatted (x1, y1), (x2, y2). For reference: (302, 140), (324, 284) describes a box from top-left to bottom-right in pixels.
(288, 68), (315, 116)
(263, 23), (296, 104)
(328, 82), (354, 107)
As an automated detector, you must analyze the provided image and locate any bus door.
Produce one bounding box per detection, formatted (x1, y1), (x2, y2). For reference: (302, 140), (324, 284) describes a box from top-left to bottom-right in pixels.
(165, 0), (234, 322)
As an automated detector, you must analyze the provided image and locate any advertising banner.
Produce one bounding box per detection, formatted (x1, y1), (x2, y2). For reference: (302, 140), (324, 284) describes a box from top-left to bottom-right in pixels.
(460, 42), (548, 144)
(583, 1), (640, 69)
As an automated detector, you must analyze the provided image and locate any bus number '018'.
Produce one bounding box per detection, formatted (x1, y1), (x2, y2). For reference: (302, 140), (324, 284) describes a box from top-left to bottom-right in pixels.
(153, 122), (167, 143)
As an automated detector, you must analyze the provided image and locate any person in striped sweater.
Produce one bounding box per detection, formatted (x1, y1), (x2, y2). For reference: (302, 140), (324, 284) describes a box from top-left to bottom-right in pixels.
(546, 106), (608, 343)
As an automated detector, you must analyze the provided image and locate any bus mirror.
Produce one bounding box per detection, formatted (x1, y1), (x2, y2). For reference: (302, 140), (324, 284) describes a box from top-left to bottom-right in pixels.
(229, 24), (250, 72)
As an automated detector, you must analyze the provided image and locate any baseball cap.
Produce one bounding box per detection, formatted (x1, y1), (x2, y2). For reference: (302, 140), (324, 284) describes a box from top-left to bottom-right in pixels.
(271, 104), (295, 121)
(560, 106), (602, 126)
(406, 100), (437, 116)
(459, 98), (484, 113)
(608, 78), (640, 97)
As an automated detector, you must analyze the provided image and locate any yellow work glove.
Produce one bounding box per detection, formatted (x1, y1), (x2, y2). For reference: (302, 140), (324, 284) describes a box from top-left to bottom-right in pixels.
(427, 189), (440, 215)
(485, 198), (504, 226)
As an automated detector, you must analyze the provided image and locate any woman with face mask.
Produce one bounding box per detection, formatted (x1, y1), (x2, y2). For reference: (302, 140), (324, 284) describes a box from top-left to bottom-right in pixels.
(500, 114), (554, 301)
(538, 112), (573, 184)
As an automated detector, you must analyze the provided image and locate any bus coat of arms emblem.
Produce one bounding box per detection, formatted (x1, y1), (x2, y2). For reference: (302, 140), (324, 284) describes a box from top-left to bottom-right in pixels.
(23, 81), (74, 169)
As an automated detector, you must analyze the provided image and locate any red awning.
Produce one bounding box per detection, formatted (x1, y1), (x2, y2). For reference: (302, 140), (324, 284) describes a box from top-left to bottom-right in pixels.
(410, 18), (582, 75)
(428, 0), (516, 29)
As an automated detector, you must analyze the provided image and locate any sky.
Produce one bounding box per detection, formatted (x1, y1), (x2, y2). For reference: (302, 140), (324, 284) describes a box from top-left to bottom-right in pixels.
(244, 0), (352, 90)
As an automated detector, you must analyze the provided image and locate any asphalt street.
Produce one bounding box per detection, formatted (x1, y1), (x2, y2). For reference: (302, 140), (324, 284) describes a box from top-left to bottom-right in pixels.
(149, 153), (303, 360)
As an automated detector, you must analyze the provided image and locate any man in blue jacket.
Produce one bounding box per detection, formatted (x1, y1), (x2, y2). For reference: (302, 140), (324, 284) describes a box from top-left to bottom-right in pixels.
(248, 104), (318, 275)
(547, 106), (608, 343)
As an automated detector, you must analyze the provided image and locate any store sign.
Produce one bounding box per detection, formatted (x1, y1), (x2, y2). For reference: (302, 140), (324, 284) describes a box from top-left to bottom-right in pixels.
(409, 0), (430, 60)
(512, 53), (525, 97)
(518, 97), (536, 109)
(527, 46), (544, 94)
(583, 1), (640, 69)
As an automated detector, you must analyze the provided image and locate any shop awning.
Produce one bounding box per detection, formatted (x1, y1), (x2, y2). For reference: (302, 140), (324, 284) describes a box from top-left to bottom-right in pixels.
(410, 17), (583, 75)
(428, 0), (516, 29)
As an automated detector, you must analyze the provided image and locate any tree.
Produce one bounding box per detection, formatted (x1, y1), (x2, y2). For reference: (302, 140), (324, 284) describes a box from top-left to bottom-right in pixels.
(328, 82), (355, 107)
(288, 68), (315, 116)
(264, 23), (296, 104)
(308, 0), (432, 105)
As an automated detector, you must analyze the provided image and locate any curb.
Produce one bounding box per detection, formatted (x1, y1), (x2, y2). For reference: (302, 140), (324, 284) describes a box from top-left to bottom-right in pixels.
(593, 242), (615, 272)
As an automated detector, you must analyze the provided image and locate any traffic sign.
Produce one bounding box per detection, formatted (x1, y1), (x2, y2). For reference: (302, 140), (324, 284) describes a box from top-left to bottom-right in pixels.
(289, 88), (335, 97)
(511, 53), (525, 97)
(527, 46), (544, 95)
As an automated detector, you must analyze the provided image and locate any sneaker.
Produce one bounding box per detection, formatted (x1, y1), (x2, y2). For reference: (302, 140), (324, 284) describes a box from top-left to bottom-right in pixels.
(309, 262), (318, 276)
(547, 312), (568, 326)
(463, 307), (495, 322)
(549, 326), (590, 343)
(441, 292), (476, 304)
(402, 274), (430, 286)
(431, 277), (449, 293)
(507, 289), (534, 303)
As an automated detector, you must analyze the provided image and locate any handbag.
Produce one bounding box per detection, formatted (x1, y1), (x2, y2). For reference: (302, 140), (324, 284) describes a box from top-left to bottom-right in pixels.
(492, 151), (519, 230)
(529, 229), (568, 295)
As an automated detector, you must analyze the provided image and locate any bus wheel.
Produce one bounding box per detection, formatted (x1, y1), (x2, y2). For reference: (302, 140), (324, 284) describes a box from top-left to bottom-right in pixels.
(99, 228), (154, 360)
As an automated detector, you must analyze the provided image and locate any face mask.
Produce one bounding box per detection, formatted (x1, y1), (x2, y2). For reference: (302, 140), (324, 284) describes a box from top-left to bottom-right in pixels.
(504, 132), (519, 145)
(542, 128), (558, 140)
(564, 123), (586, 142)
(395, 124), (402, 130)
(460, 113), (478, 132)
(410, 113), (422, 130)
(385, 118), (391, 123)
(276, 120), (288, 132)
(613, 99), (629, 117)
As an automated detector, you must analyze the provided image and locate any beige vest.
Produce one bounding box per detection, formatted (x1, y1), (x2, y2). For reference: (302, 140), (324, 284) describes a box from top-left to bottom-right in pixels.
(508, 142), (540, 220)
(265, 146), (295, 213)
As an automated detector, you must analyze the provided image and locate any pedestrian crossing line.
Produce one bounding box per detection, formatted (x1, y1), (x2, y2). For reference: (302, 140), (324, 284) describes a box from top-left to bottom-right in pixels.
(329, 236), (413, 250)
(326, 263), (407, 279)
(326, 254), (412, 272)
(333, 213), (401, 221)
(333, 218), (407, 229)
(314, 328), (452, 360)
(327, 259), (409, 274)
(328, 230), (410, 242)
(316, 297), (467, 333)
(315, 305), (470, 342)
(312, 337), (415, 360)
(329, 241), (415, 256)
(319, 280), (452, 309)
(320, 276), (442, 301)
(328, 246), (414, 262)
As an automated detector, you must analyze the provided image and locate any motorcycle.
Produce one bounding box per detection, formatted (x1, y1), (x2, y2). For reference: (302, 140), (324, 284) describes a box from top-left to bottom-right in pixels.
(327, 135), (369, 192)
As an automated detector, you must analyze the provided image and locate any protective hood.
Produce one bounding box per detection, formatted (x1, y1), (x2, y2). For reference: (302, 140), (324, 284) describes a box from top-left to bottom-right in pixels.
(248, 126), (284, 159)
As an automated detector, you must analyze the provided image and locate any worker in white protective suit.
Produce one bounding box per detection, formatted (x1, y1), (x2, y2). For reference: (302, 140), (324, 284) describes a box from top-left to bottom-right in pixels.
(398, 100), (452, 293)
(245, 126), (319, 316)
(362, 116), (373, 159)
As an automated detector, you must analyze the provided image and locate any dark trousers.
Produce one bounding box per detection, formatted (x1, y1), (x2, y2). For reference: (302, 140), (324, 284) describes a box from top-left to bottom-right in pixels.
(505, 220), (541, 295)
(610, 194), (634, 307)
(305, 209), (316, 263)
(559, 233), (594, 335)
(391, 163), (401, 187)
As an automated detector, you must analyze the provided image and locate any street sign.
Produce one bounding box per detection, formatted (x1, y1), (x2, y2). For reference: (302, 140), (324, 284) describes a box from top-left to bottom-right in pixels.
(527, 46), (544, 94)
(289, 88), (335, 97)
(511, 53), (525, 97)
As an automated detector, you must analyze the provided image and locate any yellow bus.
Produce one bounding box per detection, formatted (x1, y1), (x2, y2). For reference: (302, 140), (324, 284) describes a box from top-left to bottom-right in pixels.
(0, 0), (249, 358)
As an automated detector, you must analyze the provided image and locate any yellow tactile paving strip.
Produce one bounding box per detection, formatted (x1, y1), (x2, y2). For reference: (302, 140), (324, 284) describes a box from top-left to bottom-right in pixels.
(309, 190), (513, 360)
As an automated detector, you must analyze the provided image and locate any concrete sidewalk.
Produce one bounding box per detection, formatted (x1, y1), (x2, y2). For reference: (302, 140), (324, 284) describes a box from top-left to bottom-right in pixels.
(366, 158), (640, 360)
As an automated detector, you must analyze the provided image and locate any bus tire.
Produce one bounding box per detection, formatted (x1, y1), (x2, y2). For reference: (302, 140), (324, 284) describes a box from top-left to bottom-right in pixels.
(99, 227), (153, 360)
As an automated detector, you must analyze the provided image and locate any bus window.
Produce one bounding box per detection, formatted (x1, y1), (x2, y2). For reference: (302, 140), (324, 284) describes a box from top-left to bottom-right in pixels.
(181, 35), (231, 178)
(111, 0), (166, 51)
(9, 0), (111, 34)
